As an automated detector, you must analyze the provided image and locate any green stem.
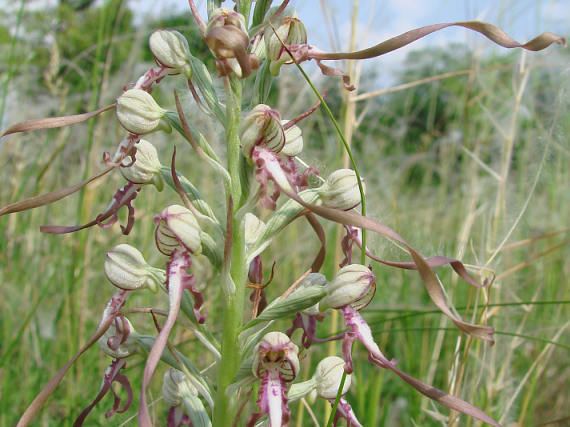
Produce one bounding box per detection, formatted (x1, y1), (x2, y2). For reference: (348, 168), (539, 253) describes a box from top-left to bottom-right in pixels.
(213, 77), (246, 426)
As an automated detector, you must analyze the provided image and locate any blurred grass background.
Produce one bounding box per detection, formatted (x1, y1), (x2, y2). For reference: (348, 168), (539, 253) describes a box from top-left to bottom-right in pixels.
(0, 0), (568, 426)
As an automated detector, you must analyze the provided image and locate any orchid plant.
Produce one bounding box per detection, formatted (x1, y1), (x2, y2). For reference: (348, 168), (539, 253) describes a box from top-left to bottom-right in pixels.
(1, 1), (565, 426)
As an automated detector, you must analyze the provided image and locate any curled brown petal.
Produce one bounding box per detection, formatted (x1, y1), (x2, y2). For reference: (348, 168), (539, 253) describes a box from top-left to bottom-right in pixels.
(0, 167), (114, 218)
(1, 104), (115, 137)
(205, 26), (252, 77)
(311, 21), (565, 61)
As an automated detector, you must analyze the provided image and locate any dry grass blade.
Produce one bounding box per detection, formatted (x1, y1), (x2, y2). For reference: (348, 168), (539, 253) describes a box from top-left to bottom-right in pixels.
(0, 166), (114, 217)
(313, 21), (566, 61)
(1, 104), (115, 137)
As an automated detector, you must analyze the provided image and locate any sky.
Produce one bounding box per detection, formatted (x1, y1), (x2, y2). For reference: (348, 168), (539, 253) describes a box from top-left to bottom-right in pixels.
(2, 0), (567, 84)
(129, 0), (568, 82)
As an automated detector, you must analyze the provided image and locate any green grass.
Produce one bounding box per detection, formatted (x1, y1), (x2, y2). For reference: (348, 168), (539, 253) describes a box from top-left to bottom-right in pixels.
(0, 2), (569, 426)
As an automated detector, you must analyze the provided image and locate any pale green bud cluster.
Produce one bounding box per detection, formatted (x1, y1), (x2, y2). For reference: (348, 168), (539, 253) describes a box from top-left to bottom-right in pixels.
(116, 89), (168, 135)
(155, 204), (203, 255)
(318, 169), (364, 210)
(120, 139), (163, 190)
(104, 243), (163, 292)
(320, 264), (376, 310)
(149, 30), (192, 78)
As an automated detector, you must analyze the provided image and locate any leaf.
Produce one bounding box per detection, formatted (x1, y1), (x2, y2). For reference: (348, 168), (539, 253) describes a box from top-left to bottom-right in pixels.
(252, 0), (273, 28)
(0, 167), (114, 218)
(312, 21), (566, 61)
(1, 104), (115, 137)
(243, 285), (327, 330)
(182, 394), (212, 427)
(246, 189), (321, 264)
(188, 55), (225, 122)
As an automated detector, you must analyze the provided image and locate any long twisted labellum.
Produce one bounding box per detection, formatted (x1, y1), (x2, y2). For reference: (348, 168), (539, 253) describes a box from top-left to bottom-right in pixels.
(1, 104), (115, 137)
(40, 182), (140, 235)
(72, 359), (133, 427)
(311, 21), (566, 61)
(388, 364), (500, 426)
(282, 189), (494, 342)
(353, 237), (485, 288)
(17, 292), (127, 427)
(139, 249), (190, 427)
(0, 167), (114, 217)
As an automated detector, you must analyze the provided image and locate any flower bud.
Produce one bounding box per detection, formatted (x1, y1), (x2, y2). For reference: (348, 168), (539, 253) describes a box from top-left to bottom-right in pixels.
(265, 14), (307, 74)
(116, 89), (168, 135)
(253, 331), (300, 382)
(240, 104), (285, 157)
(281, 120), (303, 157)
(120, 139), (163, 190)
(321, 264), (376, 310)
(205, 8), (249, 59)
(314, 356), (352, 399)
(104, 244), (162, 292)
(155, 204), (202, 255)
(149, 30), (192, 77)
(318, 169), (364, 210)
(162, 368), (199, 408)
(99, 316), (137, 359)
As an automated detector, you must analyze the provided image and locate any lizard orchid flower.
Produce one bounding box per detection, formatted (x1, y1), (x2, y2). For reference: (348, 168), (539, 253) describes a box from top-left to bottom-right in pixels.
(249, 332), (300, 427)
